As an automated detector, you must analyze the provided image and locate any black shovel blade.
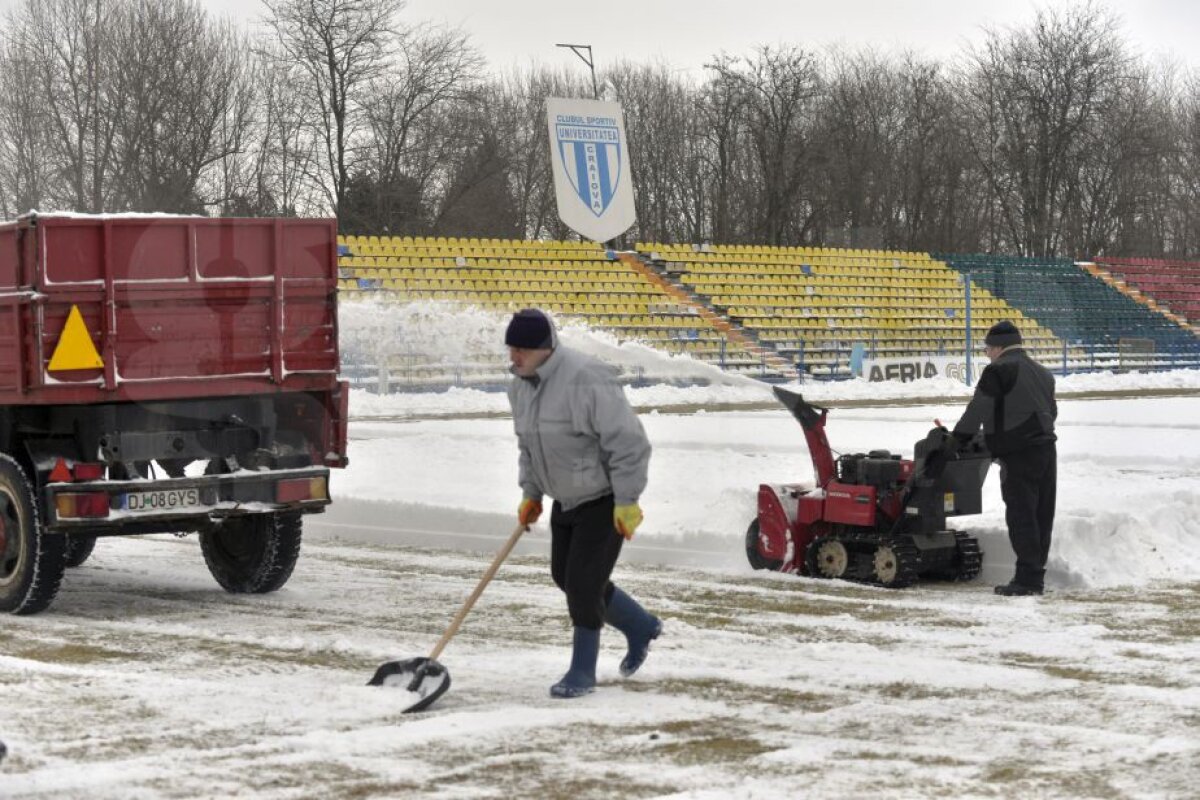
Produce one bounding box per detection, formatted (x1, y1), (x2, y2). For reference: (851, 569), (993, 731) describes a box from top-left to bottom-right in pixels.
(367, 657), (451, 713)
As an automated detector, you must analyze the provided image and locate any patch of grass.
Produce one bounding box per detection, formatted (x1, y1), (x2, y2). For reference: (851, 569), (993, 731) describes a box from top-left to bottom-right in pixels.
(431, 756), (669, 800)
(656, 733), (771, 766)
(980, 761), (1124, 799)
(1041, 665), (1105, 682)
(627, 676), (839, 712)
(671, 586), (982, 639)
(1002, 654), (1178, 688)
(185, 637), (364, 670)
(835, 749), (897, 761)
(911, 753), (973, 767)
(602, 718), (775, 770)
(982, 760), (1025, 784)
(876, 681), (971, 700)
(655, 610), (739, 629)
(16, 640), (138, 665)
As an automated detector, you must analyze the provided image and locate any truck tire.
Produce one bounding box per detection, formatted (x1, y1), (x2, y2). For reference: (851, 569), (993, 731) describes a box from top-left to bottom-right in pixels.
(200, 511), (302, 594)
(64, 534), (98, 568)
(0, 454), (67, 614)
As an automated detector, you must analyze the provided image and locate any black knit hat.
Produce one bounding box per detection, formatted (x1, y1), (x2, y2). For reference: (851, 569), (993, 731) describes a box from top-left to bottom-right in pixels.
(985, 320), (1022, 348)
(504, 308), (555, 349)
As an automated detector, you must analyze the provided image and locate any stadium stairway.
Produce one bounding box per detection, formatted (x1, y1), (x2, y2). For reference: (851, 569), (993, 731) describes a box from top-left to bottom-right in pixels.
(1088, 258), (1199, 334)
(616, 252), (793, 373)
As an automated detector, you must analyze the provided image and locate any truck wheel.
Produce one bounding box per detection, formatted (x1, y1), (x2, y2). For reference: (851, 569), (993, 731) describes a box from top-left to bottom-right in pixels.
(64, 534), (98, 568)
(0, 454), (67, 614)
(200, 511), (302, 594)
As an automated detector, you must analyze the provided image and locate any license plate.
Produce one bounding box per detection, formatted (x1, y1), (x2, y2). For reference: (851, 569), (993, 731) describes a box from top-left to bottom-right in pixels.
(122, 488), (201, 512)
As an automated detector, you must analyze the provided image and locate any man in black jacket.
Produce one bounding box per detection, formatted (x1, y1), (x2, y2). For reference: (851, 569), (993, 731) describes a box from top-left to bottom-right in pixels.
(952, 320), (1057, 596)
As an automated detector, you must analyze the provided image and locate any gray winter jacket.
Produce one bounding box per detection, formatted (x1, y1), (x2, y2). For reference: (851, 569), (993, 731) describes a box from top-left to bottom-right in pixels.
(953, 346), (1057, 456)
(507, 344), (651, 511)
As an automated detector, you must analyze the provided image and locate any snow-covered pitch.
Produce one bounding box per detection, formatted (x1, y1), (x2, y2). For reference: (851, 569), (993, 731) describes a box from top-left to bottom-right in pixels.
(2, 304), (1198, 798)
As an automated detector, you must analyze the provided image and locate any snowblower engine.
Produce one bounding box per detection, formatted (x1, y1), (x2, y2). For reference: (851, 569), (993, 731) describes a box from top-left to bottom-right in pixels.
(745, 387), (988, 588)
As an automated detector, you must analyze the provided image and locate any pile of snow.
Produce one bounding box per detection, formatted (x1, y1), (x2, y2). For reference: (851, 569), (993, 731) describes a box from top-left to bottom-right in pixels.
(340, 298), (753, 389)
(341, 298), (1200, 419)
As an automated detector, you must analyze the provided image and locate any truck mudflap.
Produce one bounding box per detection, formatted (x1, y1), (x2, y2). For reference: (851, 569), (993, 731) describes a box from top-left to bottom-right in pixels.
(41, 466), (331, 531)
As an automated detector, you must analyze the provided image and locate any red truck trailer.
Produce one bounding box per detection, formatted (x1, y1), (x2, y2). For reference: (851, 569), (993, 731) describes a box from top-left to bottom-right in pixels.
(0, 213), (348, 614)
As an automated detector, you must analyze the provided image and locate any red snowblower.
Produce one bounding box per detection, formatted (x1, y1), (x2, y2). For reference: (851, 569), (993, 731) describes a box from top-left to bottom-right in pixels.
(746, 387), (989, 588)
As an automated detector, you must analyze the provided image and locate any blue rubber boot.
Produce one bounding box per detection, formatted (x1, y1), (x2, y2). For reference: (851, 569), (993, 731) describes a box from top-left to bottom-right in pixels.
(550, 626), (600, 698)
(604, 587), (662, 677)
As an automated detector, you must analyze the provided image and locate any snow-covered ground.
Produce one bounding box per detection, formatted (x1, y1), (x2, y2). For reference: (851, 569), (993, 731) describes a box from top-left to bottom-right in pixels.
(2, 315), (1199, 798)
(339, 394), (1200, 592)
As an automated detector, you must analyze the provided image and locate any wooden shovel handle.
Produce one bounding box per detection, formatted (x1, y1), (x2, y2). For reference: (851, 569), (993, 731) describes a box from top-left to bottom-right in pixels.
(428, 523), (528, 661)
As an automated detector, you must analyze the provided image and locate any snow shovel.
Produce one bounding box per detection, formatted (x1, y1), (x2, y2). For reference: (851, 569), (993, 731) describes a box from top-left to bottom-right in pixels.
(368, 522), (528, 713)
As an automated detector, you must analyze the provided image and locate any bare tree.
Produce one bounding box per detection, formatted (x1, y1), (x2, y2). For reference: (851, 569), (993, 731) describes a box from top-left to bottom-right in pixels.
(107, 0), (254, 212)
(0, 19), (52, 216)
(491, 65), (592, 239)
(960, 2), (1131, 256)
(263, 0), (404, 215)
(1167, 74), (1200, 257)
(257, 53), (322, 216)
(893, 56), (982, 251)
(356, 21), (481, 231)
(709, 45), (821, 245)
(698, 58), (750, 243)
(607, 60), (707, 244)
(14, 0), (119, 212)
(815, 49), (905, 247)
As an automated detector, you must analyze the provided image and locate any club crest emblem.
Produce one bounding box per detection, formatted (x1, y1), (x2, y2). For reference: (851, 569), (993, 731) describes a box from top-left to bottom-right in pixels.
(555, 117), (622, 218)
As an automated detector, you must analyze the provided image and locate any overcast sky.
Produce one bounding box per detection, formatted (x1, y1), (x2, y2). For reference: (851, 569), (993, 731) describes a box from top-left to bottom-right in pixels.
(2, 0), (1197, 74)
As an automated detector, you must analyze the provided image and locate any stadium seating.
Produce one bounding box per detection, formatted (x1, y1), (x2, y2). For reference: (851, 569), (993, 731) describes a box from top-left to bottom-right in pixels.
(937, 254), (1200, 369)
(1090, 257), (1200, 331)
(638, 242), (1065, 376)
(337, 233), (1200, 386)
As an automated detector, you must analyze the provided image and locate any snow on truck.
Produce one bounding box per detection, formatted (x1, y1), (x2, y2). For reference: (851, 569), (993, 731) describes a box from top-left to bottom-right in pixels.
(0, 213), (348, 614)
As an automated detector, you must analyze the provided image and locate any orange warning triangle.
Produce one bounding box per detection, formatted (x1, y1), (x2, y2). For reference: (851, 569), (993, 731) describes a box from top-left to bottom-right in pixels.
(48, 458), (72, 483)
(48, 305), (104, 372)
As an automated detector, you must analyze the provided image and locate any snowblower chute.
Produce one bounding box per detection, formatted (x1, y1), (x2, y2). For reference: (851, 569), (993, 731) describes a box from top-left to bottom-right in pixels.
(746, 387), (988, 588)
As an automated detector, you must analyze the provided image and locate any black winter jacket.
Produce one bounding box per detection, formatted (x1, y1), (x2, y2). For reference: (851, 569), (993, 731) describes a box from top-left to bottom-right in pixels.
(953, 347), (1057, 456)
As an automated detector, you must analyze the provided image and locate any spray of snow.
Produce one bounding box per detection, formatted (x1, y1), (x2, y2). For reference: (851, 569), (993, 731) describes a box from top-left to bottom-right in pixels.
(339, 298), (761, 391)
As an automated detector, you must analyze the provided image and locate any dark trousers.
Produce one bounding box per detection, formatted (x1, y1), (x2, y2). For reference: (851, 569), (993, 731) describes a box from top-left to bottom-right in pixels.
(998, 443), (1057, 588)
(550, 494), (623, 630)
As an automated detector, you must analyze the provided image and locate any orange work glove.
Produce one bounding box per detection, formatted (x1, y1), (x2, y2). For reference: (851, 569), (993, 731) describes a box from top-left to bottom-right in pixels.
(518, 497), (543, 527)
(614, 503), (643, 540)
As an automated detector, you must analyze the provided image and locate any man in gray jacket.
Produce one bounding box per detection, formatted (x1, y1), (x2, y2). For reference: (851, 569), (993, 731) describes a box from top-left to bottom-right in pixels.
(505, 308), (661, 697)
(952, 320), (1057, 596)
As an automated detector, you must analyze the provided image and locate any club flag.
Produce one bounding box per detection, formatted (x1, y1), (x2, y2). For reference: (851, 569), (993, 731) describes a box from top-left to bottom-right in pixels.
(546, 97), (636, 243)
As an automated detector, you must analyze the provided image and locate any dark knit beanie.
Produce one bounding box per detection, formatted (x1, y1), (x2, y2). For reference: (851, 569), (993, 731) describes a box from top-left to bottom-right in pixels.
(985, 320), (1022, 348)
(504, 308), (554, 349)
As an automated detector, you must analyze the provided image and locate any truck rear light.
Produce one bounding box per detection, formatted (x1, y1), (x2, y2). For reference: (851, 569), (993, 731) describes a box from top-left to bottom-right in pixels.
(73, 462), (105, 481)
(56, 492), (110, 519)
(47, 459), (105, 482)
(276, 476), (328, 504)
